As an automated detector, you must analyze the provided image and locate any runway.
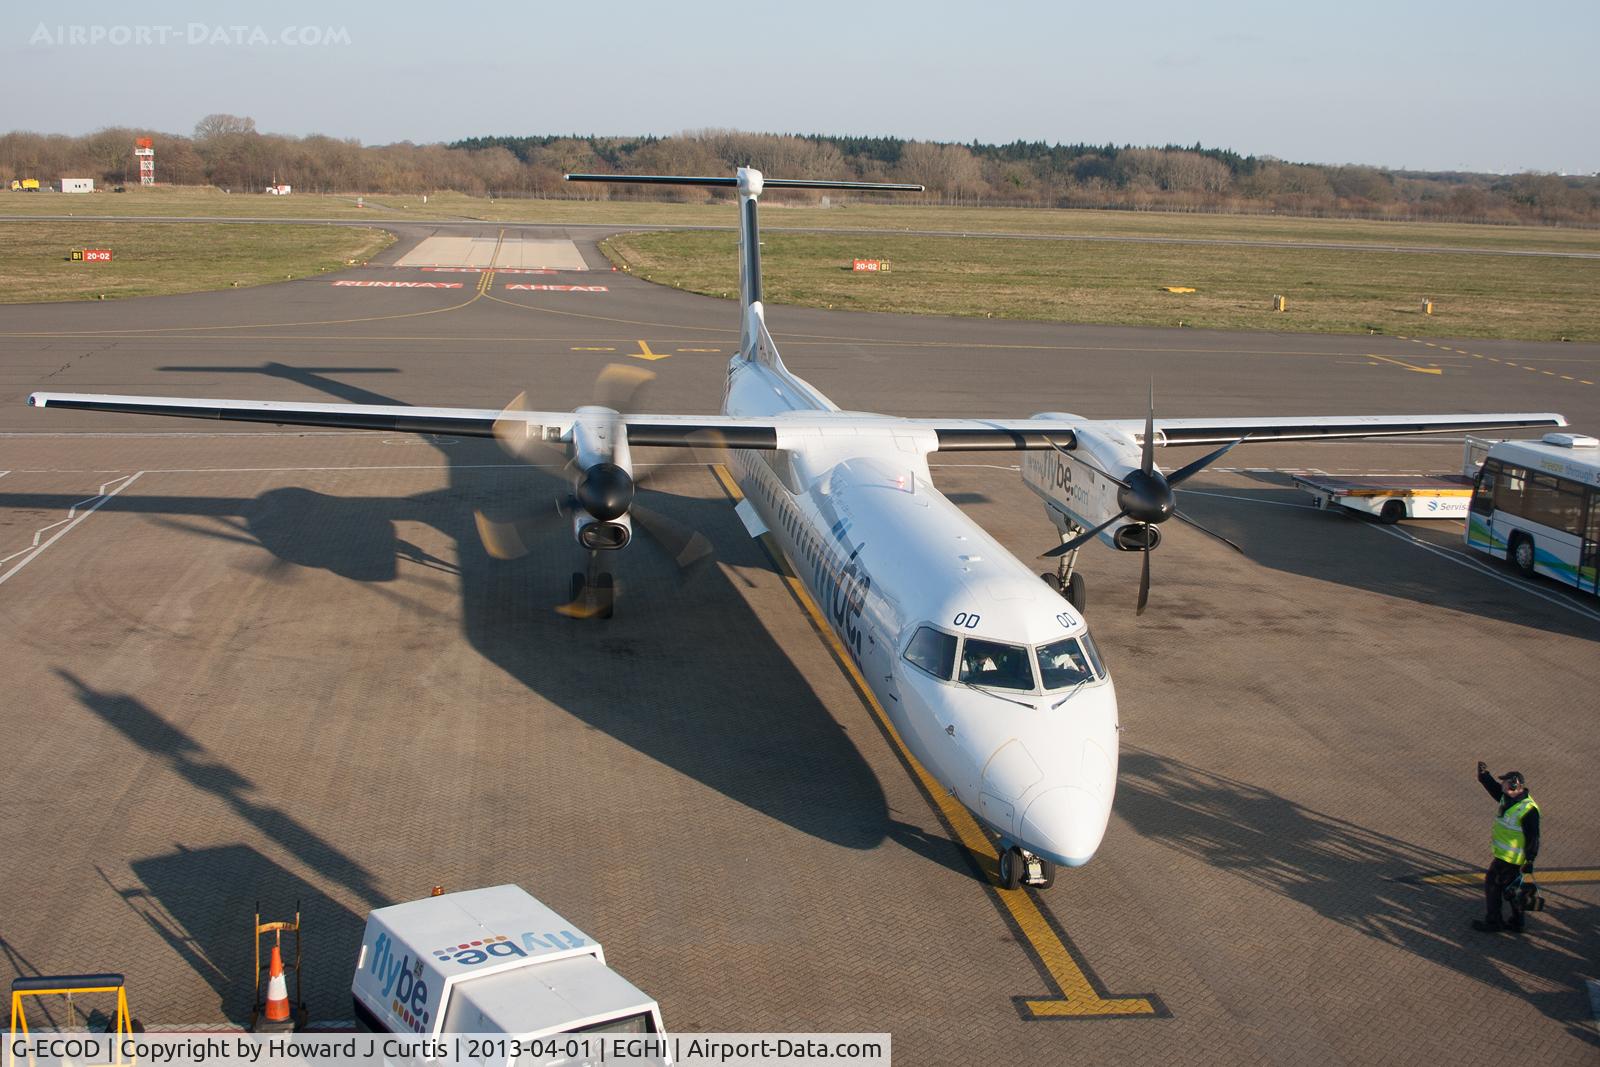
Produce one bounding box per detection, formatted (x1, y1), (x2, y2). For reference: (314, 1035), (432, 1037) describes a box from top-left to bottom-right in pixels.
(2, 223), (1598, 1063)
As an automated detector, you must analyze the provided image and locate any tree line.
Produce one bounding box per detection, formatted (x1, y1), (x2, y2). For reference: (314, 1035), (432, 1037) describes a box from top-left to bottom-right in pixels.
(3, 117), (1596, 225)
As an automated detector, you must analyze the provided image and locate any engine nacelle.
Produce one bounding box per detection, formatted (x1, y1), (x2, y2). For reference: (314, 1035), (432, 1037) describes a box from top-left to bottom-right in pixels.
(1112, 524), (1161, 552)
(576, 512), (631, 551)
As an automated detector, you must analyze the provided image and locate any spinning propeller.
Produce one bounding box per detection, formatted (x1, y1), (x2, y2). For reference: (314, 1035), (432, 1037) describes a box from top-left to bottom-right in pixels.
(473, 365), (715, 617)
(1044, 386), (1245, 615)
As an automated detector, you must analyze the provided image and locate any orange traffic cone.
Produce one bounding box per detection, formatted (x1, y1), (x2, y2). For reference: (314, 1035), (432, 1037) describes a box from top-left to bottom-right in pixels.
(264, 936), (291, 1024)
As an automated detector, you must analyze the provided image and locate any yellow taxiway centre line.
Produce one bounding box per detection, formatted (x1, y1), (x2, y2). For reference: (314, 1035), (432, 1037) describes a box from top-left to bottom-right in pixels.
(1368, 353), (1443, 375)
(711, 463), (1161, 1020)
(631, 340), (671, 362)
(1419, 868), (1600, 887)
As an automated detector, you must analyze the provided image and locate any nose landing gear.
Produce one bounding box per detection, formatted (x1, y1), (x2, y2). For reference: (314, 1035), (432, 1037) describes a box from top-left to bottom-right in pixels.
(559, 551), (616, 620)
(998, 844), (1057, 890)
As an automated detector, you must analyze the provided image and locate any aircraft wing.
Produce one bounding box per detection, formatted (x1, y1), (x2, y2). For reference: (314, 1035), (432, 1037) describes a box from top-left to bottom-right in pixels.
(26, 393), (1567, 452)
(25, 391), (1074, 450)
(1092, 412), (1569, 446)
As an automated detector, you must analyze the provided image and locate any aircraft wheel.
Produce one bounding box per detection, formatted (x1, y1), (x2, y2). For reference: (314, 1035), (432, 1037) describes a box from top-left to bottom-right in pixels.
(594, 572), (615, 620)
(1040, 572), (1063, 593)
(998, 847), (1025, 891)
(1066, 572), (1086, 611)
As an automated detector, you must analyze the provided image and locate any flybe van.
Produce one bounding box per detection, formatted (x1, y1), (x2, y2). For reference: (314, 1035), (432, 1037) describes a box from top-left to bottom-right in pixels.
(352, 885), (666, 1043)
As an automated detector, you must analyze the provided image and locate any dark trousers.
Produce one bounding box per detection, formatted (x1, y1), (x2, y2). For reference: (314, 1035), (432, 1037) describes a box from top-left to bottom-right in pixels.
(1484, 858), (1525, 925)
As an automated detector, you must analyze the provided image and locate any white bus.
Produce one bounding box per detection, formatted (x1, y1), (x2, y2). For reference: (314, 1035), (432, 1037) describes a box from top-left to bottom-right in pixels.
(1466, 433), (1600, 595)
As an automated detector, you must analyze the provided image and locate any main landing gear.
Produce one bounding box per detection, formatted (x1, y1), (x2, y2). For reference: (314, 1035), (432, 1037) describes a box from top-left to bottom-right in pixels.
(998, 844), (1056, 890)
(1040, 526), (1087, 612)
(562, 551), (615, 620)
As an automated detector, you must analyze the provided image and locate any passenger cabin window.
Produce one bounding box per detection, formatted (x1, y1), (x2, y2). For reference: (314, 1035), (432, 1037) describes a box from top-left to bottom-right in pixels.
(1038, 637), (1095, 690)
(903, 626), (958, 680)
(959, 637), (1036, 691)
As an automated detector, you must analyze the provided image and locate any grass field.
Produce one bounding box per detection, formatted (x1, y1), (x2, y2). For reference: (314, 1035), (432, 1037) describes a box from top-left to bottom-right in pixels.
(601, 230), (1600, 341)
(6, 186), (1600, 254)
(0, 221), (393, 303)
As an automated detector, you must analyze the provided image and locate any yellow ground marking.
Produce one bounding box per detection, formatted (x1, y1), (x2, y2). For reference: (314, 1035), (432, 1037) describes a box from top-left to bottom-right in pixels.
(1455, 348), (1470, 354)
(1367, 353), (1443, 375)
(675, 347), (723, 353)
(572, 346), (617, 352)
(1562, 375), (1575, 381)
(630, 340), (671, 362)
(710, 464), (1161, 1020)
(1419, 868), (1600, 887)
(1506, 362), (1520, 367)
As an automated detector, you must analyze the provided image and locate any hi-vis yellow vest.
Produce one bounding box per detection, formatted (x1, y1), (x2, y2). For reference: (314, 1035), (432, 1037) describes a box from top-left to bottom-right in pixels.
(1492, 795), (1539, 864)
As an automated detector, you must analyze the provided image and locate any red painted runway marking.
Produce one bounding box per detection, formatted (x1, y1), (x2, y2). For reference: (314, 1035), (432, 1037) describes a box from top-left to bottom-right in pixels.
(419, 267), (555, 274)
(503, 284), (609, 292)
(332, 280), (465, 288)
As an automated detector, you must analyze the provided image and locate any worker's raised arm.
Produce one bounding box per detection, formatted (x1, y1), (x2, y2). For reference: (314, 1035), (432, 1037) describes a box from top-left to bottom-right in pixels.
(1477, 761), (1503, 800)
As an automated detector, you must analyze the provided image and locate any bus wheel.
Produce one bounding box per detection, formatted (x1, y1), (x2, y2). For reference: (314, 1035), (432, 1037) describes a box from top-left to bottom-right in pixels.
(1510, 534), (1537, 577)
(1379, 499), (1406, 524)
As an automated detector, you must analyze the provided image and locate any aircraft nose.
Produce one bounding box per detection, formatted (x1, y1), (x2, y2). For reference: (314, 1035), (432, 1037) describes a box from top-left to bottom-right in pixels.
(1019, 786), (1109, 868)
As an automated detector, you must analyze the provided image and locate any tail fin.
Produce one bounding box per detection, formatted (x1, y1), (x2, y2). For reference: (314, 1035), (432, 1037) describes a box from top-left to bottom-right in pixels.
(565, 171), (920, 367)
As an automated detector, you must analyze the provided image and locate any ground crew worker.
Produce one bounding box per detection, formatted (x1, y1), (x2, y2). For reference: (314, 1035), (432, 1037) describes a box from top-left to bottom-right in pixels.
(1472, 762), (1540, 932)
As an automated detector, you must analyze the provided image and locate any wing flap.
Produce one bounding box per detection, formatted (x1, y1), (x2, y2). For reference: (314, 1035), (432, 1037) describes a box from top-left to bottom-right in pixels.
(1123, 413), (1569, 446)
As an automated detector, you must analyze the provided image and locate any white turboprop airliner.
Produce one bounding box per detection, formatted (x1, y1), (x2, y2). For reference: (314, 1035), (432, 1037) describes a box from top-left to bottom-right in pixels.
(28, 168), (1566, 889)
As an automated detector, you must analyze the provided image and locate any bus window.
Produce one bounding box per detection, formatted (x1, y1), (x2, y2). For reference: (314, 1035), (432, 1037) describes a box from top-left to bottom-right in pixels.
(1471, 460), (1499, 516)
(1492, 463), (1528, 515)
(1526, 472), (1584, 536)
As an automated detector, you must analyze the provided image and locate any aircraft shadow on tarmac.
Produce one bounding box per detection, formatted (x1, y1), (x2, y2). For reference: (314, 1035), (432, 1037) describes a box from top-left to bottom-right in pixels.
(1116, 749), (1600, 1044)
(6, 364), (991, 877)
(1169, 477), (1600, 641)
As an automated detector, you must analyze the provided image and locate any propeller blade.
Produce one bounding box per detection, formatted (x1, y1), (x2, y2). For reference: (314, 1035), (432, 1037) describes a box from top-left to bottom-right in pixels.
(594, 363), (655, 414)
(1141, 381), (1156, 476)
(555, 595), (607, 620)
(1042, 510), (1127, 557)
(1173, 509), (1246, 554)
(633, 501), (714, 572)
(1136, 539), (1152, 615)
(1166, 436), (1248, 487)
(1044, 436), (1130, 490)
(474, 510), (536, 560)
(492, 391), (568, 467)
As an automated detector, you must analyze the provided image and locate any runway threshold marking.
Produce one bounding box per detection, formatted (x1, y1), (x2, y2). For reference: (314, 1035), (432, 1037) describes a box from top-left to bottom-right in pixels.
(1414, 867), (1600, 887)
(0, 472), (144, 589)
(710, 464), (1163, 1021)
(1367, 353), (1442, 375)
(631, 340), (671, 362)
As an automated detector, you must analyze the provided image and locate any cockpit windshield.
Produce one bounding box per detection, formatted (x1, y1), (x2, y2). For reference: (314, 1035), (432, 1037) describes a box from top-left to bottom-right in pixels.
(958, 637), (1036, 691)
(1037, 636), (1097, 690)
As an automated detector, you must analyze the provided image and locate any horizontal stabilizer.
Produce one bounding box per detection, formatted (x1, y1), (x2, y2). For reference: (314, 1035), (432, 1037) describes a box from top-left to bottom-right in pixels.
(565, 174), (923, 192)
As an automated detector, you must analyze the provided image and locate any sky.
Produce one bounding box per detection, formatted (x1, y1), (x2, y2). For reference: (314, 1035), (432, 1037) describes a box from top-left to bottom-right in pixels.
(3, 0), (1596, 174)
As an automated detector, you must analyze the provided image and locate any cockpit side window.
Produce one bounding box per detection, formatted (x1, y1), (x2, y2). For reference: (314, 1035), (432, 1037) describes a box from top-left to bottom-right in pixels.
(1079, 631), (1107, 679)
(1037, 636), (1095, 690)
(958, 637), (1036, 691)
(903, 626), (958, 681)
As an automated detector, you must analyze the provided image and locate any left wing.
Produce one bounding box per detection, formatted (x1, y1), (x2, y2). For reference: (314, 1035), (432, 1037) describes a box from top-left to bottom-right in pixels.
(27, 392), (1567, 451)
